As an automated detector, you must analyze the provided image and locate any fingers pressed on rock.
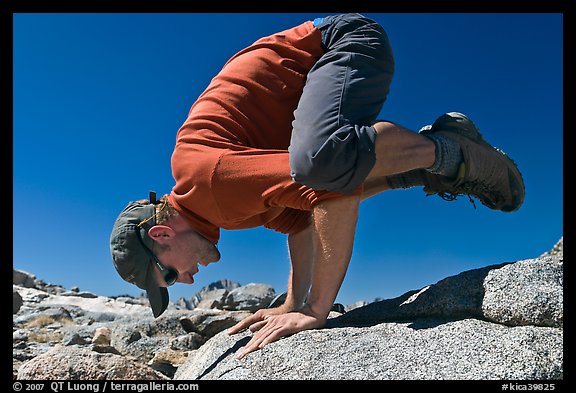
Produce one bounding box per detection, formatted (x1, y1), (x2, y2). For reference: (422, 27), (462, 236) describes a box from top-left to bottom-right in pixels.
(248, 320), (268, 332)
(228, 314), (264, 335)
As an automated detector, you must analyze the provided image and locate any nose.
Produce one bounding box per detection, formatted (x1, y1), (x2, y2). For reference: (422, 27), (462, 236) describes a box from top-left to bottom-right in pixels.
(199, 259), (218, 267)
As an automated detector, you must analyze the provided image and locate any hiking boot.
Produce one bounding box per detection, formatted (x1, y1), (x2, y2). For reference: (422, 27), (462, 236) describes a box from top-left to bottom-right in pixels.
(419, 112), (525, 212)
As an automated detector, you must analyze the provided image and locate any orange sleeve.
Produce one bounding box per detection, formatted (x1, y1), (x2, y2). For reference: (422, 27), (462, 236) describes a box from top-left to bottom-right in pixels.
(211, 148), (354, 234)
(264, 207), (312, 235)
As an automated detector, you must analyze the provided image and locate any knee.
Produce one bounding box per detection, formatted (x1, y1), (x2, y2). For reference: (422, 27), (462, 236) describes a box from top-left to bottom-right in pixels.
(288, 126), (360, 192)
(289, 146), (326, 190)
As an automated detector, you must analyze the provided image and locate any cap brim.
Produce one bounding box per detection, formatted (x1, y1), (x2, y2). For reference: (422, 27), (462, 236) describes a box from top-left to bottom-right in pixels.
(144, 264), (169, 318)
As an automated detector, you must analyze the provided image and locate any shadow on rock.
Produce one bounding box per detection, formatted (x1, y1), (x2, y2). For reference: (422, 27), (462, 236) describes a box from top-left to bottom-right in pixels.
(195, 335), (251, 379)
(327, 262), (510, 329)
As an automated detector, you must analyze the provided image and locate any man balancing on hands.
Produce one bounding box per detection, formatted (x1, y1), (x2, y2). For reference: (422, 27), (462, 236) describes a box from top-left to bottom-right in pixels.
(110, 13), (524, 360)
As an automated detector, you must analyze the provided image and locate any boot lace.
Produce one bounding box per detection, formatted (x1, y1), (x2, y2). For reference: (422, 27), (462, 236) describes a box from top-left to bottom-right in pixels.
(430, 180), (504, 210)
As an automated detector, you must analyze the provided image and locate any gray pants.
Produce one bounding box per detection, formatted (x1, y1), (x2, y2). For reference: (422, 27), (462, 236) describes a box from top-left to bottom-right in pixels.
(289, 13), (395, 194)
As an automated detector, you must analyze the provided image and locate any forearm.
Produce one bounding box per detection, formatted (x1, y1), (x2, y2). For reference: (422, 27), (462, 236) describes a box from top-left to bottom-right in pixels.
(285, 223), (315, 310)
(228, 196), (360, 358)
(305, 195), (360, 319)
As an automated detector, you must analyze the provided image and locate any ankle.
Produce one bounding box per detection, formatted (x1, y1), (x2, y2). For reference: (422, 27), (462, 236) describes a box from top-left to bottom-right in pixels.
(425, 134), (463, 178)
(386, 170), (426, 189)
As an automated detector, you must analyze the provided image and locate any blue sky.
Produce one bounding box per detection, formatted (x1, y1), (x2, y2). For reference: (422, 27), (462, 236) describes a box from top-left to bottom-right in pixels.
(13, 13), (563, 307)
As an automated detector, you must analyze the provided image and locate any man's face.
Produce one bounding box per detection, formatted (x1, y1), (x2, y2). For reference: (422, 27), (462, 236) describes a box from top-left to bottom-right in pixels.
(152, 228), (220, 286)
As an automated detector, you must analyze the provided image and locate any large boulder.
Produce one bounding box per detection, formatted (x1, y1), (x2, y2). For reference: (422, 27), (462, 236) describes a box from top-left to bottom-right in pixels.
(187, 279), (241, 309)
(13, 269), (37, 288)
(482, 256), (563, 327)
(326, 256), (562, 330)
(17, 346), (167, 380)
(175, 319), (562, 380)
(222, 283), (276, 312)
(174, 250), (563, 380)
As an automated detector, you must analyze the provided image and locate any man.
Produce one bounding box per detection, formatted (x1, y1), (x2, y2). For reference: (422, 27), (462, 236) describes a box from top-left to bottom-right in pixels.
(110, 13), (524, 359)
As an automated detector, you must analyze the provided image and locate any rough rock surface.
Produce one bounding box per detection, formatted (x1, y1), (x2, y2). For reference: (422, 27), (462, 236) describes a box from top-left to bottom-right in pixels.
(222, 283), (276, 312)
(13, 277), (268, 380)
(14, 238), (563, 380)
(482, 256), (563, 327)
(175, 240), (563, 380)
(17, 345), (167, 380)
(175, 319), (561, 380)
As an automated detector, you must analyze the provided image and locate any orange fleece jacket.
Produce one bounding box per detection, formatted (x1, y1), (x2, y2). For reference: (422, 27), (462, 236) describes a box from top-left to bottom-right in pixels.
(169, 21), (355, 244)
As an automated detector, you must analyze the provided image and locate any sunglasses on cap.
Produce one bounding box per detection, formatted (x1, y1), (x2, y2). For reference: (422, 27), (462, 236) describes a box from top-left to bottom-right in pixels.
(135, 192), (179, 286)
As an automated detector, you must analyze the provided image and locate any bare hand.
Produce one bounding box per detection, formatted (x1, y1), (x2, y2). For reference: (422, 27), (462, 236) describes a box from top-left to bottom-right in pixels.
(227, 305), (288, 336)
(228, 304), (326, 359)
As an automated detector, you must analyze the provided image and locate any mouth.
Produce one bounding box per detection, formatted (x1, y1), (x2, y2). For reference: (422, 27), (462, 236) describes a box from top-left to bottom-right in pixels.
(189, 266), (200, 283)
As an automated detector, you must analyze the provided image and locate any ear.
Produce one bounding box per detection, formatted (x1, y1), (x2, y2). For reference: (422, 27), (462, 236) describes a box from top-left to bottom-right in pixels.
(148, 225), (177, 245)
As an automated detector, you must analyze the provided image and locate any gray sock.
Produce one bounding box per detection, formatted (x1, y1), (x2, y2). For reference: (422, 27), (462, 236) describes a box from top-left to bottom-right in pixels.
(387, 170), (426, 189)
(425, 134), (463, 178)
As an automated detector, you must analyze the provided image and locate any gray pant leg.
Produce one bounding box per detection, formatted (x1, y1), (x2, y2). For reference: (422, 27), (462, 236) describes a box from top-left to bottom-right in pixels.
(289, 13), (394, 194)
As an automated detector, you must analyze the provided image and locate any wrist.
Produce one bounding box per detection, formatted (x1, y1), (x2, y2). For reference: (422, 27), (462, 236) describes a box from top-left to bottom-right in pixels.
(283, 291), (308, 311)
(305, 286), (340, 320)
(275, 302), (297, 313)
(302, 301), (331, 321)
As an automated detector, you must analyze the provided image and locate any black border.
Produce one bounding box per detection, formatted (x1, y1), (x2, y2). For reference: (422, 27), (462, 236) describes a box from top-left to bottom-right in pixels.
(7, 0), (570, 387)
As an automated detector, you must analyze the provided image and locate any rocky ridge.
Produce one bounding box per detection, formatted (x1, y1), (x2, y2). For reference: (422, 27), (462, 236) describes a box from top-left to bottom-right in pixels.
(13, 237), (563, 380)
